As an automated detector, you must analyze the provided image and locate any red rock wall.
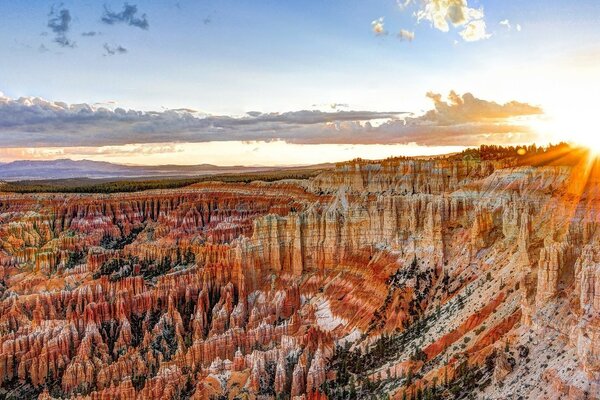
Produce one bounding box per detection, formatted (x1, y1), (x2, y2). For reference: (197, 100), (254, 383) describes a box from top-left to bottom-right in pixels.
(0, 159), (599, 399)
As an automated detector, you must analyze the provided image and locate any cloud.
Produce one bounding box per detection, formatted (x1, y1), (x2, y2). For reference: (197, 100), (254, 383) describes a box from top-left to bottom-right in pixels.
(397, 29), (415, 41)
(310, 103), (350, 110)
(396, 0), (412, 9)
(103, 43), (128, 56)
(421, 91), (542, 124)
(403, 0), (490, 42)
(71, 143), (183, 156)
(371, 17), (387, 36)
(330, 103), (349, 109)
(284, 91), (542, 146)
(47, 5), (75, 47)
(459, 19), (490, 41)
(0, 91), (542, 147)
(416, 0), (482, 31)
(499, 20), (521, 33)
(0, 144), (183, 161)
(101, 3), (149, 30)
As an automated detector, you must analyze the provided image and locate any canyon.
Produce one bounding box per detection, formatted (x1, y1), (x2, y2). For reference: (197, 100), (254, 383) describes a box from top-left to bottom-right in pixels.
(0, 149), (599, 399)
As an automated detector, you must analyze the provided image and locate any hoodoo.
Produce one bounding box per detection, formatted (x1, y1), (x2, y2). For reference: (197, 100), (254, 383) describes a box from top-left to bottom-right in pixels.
(1, 147), (599, 399)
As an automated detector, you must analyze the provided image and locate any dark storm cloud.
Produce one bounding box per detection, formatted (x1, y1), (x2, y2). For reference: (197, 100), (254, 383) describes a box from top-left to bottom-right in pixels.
(0, 92), (542, 148)
(101, 3), (149, 30)
(47, 5), (75, 47)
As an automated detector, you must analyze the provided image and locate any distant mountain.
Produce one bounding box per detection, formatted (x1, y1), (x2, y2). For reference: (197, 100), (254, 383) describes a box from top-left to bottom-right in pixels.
(0, 159), (330, 181)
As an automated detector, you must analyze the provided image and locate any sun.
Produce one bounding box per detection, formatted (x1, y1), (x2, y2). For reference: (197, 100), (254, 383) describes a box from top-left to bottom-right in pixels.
(555, 108), (600, 154)
(528, 111), (599, 155)
(572, 133), (600, 156)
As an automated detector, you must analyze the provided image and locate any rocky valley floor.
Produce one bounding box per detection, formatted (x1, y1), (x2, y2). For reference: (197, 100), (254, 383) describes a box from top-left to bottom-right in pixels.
(0, 151), (599, 399)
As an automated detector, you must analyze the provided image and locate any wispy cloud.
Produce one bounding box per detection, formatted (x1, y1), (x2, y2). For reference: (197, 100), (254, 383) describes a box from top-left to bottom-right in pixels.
(311, 103), (350, 110)
(103, 43), (128, 56)
(396, 0), (412, 9)
(47, 4), (75, 47)
(330, 103), (349, 109)
(0, 91), (542, 147)
(101, 3), (149, 30)
(397, 29), (415, 41)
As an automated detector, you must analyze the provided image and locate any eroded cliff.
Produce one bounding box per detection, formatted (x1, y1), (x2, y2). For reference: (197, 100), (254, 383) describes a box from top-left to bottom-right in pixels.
(0, 155), (599, 399)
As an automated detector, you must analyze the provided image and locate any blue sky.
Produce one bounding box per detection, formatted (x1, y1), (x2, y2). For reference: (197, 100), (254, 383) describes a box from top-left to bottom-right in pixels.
(0, 1), (598, 164)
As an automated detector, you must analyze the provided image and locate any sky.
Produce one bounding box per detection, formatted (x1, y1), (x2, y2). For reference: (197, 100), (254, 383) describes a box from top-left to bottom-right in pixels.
(0, 0), (598, 165)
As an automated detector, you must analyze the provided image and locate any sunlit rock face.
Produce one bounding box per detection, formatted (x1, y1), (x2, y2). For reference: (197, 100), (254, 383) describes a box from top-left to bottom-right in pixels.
(1, 156), (600, 399)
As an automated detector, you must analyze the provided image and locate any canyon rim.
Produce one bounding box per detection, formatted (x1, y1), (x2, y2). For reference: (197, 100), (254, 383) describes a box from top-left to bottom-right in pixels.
(1, 1), (599, 399)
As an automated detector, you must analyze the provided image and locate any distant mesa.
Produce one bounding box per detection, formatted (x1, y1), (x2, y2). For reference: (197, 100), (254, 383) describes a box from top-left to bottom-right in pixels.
(0, 159), (331, 181)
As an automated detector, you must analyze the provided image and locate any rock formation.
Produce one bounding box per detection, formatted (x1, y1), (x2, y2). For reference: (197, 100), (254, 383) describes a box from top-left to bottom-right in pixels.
(0, 152), (599, 399)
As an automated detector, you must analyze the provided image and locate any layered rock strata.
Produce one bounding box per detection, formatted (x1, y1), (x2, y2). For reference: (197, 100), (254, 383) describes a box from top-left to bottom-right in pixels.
(0, 157), (599, 399)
